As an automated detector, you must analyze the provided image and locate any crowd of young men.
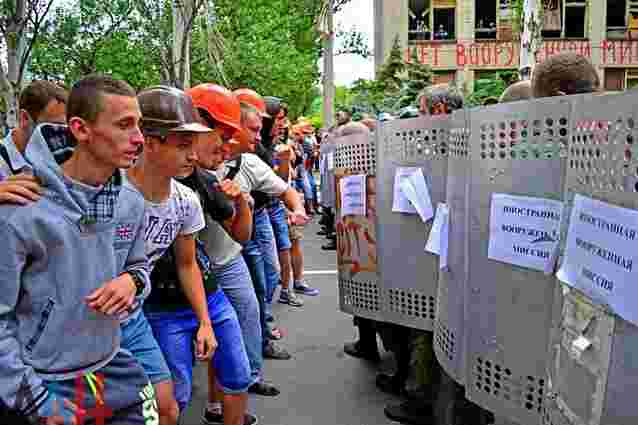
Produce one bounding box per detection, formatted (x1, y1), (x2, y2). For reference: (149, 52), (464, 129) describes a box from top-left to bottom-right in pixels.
(0, 76), (320, 425)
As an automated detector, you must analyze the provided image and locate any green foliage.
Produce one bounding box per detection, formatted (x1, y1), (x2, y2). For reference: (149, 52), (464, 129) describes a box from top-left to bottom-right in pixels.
(376, 35), (405, 93)
(466, 70), (518, 106)
(29, 0), (160, 89)
(397, 48), (433, 108)
(191, 0), (324, 118)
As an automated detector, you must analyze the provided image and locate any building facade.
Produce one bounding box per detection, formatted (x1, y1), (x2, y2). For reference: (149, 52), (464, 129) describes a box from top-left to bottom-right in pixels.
(373, 0), (638, 91)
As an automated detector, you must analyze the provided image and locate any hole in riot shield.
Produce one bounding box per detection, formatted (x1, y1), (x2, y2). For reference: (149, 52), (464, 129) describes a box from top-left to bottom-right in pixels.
(560, 118), (568, 126)
(625, 149), (633, 161)
(500, 151), (506, 159)
(481, 152), (487, 159)
(627, 134), (634, 145)
(521, 129), (528, 138)
(628, 118), (635, 129)
(533, 119), (541, 128)
(490, 151), (496, 159)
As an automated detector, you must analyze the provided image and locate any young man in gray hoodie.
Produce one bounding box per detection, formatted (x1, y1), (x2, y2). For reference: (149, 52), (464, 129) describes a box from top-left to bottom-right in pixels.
(0, 74), (158, 424)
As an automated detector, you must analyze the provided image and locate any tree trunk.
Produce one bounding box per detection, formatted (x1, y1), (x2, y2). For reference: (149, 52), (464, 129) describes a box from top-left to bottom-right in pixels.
(2, 0), (28, 129)
(519, 0), (540, 81)
(173, 0), (194, 89)
(323, 0), (335, 129)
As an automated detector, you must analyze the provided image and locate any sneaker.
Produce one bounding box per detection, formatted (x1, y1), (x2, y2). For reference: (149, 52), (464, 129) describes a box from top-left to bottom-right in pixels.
(202, 409), (258, 425)
(293, 281), (319, 296)
(278, 289), (304, 307)
(263, 341), (292, 360)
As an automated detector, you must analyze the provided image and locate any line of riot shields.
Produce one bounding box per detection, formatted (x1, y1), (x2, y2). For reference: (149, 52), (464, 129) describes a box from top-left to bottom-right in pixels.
(322, 90), (638, 425)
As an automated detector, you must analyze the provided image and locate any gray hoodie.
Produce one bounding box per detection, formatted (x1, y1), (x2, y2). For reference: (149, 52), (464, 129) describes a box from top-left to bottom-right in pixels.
(0, 124), (149, 418)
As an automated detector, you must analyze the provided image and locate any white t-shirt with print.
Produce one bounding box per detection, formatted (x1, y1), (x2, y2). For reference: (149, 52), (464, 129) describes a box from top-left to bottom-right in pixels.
(200, 153), (289, 268)
(128, 178), (206, 272)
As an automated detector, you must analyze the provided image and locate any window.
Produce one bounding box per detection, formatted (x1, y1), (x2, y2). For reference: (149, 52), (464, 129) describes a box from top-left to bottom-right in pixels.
(409, 0), (431, 41)
(475, 1), (497, 39)
(541, 0), (588, 39)
(606, 0), (638, 39)
(605, 69), (625, 91)
(408, 0), (456, 41)
(627, 69), (638, 88)
(603, 68), (638, 91)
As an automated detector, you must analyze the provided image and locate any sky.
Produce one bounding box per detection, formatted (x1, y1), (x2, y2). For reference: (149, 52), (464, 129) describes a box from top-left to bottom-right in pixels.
(332, 0), (376, 87)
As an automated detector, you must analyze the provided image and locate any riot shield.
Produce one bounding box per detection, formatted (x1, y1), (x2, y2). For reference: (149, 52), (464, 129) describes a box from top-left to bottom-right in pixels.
(376, 116), (450, 331)
(463, 97), (570, 425)
(434, 109), (471, 385)
(320, 136), (337, 209)
(334, 132), (382, 321)
(544, 91), (638, 425)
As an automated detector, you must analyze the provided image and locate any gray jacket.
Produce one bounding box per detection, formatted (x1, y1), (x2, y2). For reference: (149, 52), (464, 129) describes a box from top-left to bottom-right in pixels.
(0, 124), (149, 418)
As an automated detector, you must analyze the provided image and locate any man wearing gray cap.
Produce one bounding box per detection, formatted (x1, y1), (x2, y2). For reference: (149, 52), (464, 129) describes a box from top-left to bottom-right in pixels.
(127, 86), (255, 425)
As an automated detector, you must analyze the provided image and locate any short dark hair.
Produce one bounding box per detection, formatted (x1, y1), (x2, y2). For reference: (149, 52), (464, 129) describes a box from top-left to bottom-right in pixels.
(532, 53), (600, 98)
(67, 74), (136, 124)
(197, 107), (218, 129)
(19, 80), (68, 121)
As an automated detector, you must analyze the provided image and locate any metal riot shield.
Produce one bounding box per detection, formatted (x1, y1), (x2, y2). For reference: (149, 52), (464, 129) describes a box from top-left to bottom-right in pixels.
(320, 136), (337, 208)
(544, 91), (638, 425)
(464, 97), (570, 425)
(434, 109), (471, 385)
(376, 116), (450, 331)
(334, 132), (381, 321)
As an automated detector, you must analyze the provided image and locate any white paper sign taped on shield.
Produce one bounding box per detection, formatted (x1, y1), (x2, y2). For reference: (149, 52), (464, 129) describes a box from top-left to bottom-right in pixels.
(425, 203), (449, 269)
(339, 174), (367, 217)
(557, 194), (638, 326)
(399, 169), (434, 223)
(487, 193), (564, 272)
(392, 167), (420, 214)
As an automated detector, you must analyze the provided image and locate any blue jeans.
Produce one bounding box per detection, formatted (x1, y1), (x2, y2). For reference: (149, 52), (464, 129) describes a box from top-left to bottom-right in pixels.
(145, 290), (252, 411)
(253, 208), (280, 322)
(306, 168), (317, 203)
(243, 212), (271, 349)
(120, 311), (172, 385)
(214, 255), (262, 383)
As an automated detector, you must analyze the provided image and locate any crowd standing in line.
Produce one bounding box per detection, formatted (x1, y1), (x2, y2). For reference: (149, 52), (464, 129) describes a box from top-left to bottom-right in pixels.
(0, 50), (604, 425)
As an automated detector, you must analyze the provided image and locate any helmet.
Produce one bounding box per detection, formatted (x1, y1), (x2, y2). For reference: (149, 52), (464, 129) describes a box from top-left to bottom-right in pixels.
(263, 96), (282, 119)
(137, 86), (211, 136)
(186, 84), (241, 132)
(233, 88), (270, 118)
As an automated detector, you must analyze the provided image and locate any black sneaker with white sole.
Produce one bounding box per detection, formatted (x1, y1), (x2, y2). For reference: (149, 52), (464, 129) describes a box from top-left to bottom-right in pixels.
(201, 409), (258, 425)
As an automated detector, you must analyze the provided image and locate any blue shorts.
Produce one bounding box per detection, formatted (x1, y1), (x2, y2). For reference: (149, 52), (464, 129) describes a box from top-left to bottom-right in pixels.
(268, 201), (292, 251)
(146, 289), (252, 410)
(121, 311), (172, 385)
(44, 349), (157, 425)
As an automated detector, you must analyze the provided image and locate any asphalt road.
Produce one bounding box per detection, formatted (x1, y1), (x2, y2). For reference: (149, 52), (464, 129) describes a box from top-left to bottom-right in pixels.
(182, 216), (401, 425)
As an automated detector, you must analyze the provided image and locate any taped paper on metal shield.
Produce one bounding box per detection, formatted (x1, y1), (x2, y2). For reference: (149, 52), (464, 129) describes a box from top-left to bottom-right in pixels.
(339, 174), (366, 217)
(392, 167), (420, 214)
(488, 193), (564, 272)
(425, 203), (449, 269)
(557, 194), (638, 326)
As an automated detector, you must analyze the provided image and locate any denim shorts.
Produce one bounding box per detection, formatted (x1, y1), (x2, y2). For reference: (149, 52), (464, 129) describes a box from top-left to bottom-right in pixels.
(145, 289), (252, 410)
(120, 311), (172, 385)
(43, 349), (157, 424)
(268, 201), (292, 251)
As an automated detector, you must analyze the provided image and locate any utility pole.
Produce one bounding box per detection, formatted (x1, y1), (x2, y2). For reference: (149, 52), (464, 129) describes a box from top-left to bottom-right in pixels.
(323, 0), (335, 129)
(519, 0), (540, 81)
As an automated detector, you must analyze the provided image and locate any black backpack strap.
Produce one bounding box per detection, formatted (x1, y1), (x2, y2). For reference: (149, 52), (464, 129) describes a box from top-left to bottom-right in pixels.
(224, 155), (242, 181)
(0, 143), (17, 175)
